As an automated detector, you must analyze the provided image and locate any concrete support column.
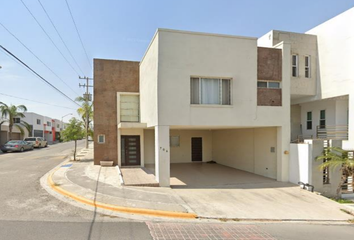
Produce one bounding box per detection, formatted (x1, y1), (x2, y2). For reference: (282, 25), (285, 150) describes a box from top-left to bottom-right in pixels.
(343, 94), (354, 150)
(277, 126), (290, 182)
(154, 125), (170, 187)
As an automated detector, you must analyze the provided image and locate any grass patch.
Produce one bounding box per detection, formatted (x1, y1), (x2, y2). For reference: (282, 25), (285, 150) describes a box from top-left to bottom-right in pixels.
(331, 198), (354, 204)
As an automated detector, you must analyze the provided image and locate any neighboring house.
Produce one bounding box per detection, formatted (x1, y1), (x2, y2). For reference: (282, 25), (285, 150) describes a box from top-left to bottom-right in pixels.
(93, 7), (354, 193)
(258, 7), (354, 197)
(0, 119), (23, 145)
(20, 112), (65, 143)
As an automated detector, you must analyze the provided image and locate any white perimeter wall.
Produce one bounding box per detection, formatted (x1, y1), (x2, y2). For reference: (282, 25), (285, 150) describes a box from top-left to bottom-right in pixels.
(289, 140), (343, 197)
(289, 143), (311, 184)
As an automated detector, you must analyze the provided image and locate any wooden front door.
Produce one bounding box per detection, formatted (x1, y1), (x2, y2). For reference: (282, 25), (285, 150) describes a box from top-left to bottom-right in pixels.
(121, 136), (141, 166)
(191, 137), (202, 162)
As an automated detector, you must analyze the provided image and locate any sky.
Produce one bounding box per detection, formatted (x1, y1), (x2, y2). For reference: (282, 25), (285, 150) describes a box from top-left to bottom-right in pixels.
(0, 0), (354, 121)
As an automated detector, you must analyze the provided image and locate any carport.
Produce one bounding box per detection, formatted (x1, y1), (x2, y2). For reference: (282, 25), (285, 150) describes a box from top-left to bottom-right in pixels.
(140, 126), (285, 187)
(121, 162), (276, 188)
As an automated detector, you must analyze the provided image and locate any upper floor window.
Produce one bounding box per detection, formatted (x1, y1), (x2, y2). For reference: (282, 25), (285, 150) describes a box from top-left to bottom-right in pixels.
(320, 110), (326, 128)
(37, 119), (41, 125)
(47, 121), (51, 127)
(257, 81), (281, 89)
(305, 56), (311, 78)
(190, 77), (231, 105)
(292, 55), (298, 77)
(13, 118), (20, 123)
(306, 111), (312, 130)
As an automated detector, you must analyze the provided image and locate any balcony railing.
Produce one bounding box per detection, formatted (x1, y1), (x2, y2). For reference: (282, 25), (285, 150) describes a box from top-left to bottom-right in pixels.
(316, 125), (348, 140)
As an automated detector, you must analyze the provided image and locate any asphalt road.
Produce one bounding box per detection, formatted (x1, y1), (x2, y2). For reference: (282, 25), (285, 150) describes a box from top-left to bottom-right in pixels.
(0, 140), (353, 240)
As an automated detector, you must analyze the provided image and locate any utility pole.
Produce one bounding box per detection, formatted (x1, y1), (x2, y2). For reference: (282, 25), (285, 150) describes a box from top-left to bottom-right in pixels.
(79, 76), (93, 149)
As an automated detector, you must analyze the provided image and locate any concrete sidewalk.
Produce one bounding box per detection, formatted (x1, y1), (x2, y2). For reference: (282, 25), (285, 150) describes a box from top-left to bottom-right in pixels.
(41, 145), (354, 222)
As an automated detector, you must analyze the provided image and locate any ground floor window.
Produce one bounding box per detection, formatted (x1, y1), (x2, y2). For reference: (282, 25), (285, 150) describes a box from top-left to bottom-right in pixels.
(320, 110), (326, 128)
(306, 111), (312, 130)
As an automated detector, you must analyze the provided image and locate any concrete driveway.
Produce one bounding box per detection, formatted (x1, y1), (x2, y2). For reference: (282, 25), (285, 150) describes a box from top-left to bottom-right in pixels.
(140, 163), (353, 220)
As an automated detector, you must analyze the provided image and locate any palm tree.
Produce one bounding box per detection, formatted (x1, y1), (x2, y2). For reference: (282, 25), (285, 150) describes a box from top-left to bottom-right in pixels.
(0, 102), (32, 140)
(75, 96), (93, 148)
(316, 147), (354, 198)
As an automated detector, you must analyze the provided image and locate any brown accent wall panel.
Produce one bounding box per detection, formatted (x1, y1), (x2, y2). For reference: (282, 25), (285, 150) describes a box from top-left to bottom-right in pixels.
(257, 88), (282, 106)
(93, 59), (139, 165)
(257, 47), (282, 81)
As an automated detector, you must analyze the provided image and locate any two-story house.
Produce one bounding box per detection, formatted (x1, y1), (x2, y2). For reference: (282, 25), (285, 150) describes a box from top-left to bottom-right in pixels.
(94, 29), (291, 187)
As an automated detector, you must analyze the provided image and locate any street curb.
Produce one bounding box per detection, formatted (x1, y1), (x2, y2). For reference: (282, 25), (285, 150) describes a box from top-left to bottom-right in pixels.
(116, 166), (125, 186)
(47, 167), (197, 219)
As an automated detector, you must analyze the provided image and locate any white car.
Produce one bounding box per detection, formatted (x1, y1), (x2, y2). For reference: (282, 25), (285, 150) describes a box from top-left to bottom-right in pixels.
(24, 137), (48, 148)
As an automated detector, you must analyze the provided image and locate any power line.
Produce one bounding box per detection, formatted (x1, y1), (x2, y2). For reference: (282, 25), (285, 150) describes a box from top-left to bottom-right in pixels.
(64, 0), (92, 69)
(37, 0), (86, 76)
(0, 45), (80, 107)
(0, 92), (76, 110)
(20, 0), (81, 76)
(0, 22), (80, 97)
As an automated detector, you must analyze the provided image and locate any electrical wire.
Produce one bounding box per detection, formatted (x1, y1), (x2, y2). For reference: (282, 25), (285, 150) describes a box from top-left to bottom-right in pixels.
(0, 22), (80, 97)
(20, 0), (81, 76)
(0, 45), (80, 107)
(37, 0), (86, 76)
(0, 92), (76, 110)
(64, 0), (92, 69)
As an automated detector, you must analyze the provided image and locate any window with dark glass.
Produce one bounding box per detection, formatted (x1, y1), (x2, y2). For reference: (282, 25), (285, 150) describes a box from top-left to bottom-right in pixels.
(292, 55), (298, 77)
(307, 111), (312, 130)
(305, 56), (311, 78)
(320, 110), (326, 128)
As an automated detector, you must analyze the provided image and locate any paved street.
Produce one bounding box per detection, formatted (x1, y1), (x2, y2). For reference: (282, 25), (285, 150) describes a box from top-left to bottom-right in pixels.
(0, 141), (353, 239)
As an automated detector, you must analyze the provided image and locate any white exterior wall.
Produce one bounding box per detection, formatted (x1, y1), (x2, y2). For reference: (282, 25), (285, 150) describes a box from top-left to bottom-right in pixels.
(299, 97), (348, 139)
(289, 143), (312, 184)
(259, 30), (317, 97)
(144, 129), (213, 164)
(213, 128), (278, 179)
(140, 32), (159, 127)
(140, 29), (291, 182)
(305, 8), (354, 148)
(156, 29), (290, 129)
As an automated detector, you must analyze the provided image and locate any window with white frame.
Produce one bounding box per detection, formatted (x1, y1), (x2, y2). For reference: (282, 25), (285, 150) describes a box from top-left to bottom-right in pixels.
(305, 55), (311, 78)
(98, 134), (105, 144)
(292, 55), (298, 77)
(37, 119), (41, 125)
(257, 81), (281, 89)
(47, 121), (51, 127)
(190, 77), (231, 105)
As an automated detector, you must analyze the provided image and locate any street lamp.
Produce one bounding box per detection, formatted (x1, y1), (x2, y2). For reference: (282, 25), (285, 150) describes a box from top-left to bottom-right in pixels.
(61, 113), (73, 131)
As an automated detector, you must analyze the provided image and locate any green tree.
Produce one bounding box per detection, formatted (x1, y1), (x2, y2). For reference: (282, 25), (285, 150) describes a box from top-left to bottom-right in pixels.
(75, 96), (93, 147)
(316, 147), (354, 198)
(0, 102), (31, 141)
(61, 118), (84, 161)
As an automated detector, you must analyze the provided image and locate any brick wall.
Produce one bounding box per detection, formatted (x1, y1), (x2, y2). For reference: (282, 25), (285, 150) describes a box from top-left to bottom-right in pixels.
(257, 47), (282, 81)
(93, 59), (139, 165)
(257, 88), (282, 106)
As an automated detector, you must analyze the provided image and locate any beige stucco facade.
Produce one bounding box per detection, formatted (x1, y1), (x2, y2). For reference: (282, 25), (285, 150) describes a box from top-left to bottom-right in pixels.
(138, 29), (291, 185)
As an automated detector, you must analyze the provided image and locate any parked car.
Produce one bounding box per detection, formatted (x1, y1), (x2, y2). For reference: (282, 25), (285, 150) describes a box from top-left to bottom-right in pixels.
(24, 137), (47, 148)
(1, 140), (34, 153)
